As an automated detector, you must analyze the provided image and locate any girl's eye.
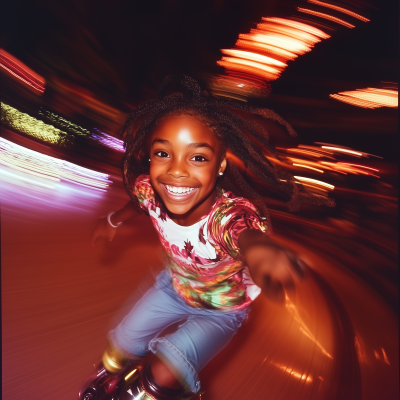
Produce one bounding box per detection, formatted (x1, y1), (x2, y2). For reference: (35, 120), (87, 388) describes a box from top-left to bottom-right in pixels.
(155, 151), (169, 158)
(191, 155), (207, 162)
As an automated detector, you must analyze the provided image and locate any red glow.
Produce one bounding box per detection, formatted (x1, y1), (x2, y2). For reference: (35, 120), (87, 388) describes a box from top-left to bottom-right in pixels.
(0, 49), (45, 93)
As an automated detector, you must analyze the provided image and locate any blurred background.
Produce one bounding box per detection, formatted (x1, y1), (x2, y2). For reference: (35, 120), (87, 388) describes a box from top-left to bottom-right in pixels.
(1, 1), (398, 399)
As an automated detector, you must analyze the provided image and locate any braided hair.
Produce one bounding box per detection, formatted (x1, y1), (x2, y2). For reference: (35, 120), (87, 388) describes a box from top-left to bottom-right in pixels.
(121, 75), (334, 226)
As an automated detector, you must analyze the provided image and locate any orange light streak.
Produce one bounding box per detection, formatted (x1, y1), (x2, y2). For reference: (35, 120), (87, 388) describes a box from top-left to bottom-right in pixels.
(381, 348), (390, 365)
(257, 23), (322, 44)
(354, 337), (367, 364)
(308, 0), (370, 22)
(235, 39), (297, 60)
(292, 163), (324, 173)
(285, 295), (333, 358)
(220, 49), (287, 67)
(298, 8), (355, 28)
(217, 60), (277, 80)
(278, 146), (335, 159)
(330, 88), (398, 108)
(262, 17), (330, 38)
(273, 363), (313, 382)
(215, 17), (330, 97)
(244, 31), (311, 53)
(285, 148), (323, 157)
(288, 157), (326, 169)
(294, 176), (334, 189)
(297, 182), (329, 192)
(320, 162), (380, 177)
(298, 145), (334, 155)
(347, 163), (379, 171)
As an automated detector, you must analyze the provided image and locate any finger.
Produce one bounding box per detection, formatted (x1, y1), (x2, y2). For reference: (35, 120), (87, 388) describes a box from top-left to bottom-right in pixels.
(264, 274), (296, 303)
(263, 276), (285, 303)
(283, 249), (307, 278)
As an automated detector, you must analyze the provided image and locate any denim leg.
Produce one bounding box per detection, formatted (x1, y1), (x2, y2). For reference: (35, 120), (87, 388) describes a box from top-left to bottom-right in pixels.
(109, 272), (189, 357)
(149, 309), (247, 393)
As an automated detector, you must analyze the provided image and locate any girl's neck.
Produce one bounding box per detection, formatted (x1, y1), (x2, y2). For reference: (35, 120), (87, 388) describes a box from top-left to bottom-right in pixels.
(168, 188), (217, 226)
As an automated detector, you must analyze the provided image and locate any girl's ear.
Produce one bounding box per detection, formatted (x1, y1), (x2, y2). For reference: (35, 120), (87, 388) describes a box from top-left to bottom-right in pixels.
(218, 157), (227, 176)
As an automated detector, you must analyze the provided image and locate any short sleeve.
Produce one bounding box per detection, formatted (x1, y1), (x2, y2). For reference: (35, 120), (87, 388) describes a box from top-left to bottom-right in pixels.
(207, 193), (270, 260)
(133, 174), (155, 212)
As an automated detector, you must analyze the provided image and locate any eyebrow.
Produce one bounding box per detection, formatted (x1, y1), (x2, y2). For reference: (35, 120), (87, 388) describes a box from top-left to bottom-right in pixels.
(152, 138), (215, 153)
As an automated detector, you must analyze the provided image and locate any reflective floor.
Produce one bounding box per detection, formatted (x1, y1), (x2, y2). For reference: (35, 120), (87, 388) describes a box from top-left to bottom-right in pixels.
(1, 164), (398, 400)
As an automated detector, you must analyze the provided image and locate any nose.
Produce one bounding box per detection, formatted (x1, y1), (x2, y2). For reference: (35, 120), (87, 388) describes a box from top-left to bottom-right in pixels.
(167, 156), (188, 179)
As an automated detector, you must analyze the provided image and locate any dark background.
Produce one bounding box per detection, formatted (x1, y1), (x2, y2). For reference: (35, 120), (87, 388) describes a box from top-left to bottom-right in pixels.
(1, 0), (398, 163)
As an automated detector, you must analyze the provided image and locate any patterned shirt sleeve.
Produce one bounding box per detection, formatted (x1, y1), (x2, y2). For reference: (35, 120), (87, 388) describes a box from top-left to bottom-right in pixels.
(208, 193), (270, 260)
(133, 174), (155, 213)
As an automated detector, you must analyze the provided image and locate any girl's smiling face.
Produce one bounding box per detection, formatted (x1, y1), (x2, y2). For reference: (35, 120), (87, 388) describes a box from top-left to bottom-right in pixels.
(149, 114), (226, 226)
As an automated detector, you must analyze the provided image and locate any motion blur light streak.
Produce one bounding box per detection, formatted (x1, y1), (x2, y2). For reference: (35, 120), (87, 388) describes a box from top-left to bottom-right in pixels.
(294, 176), (334, 190)
(320, 146), (362, 156)
(292, 163), (324, 173)
(286, 294), (333, 359)
(298, 8), (355, 28)
(347, 164), (379, 172)
(307, 0), (370, 22)
(381, 348), (390, 365)
(278, 146), (335, 159)
(263, 17), (331, 39)
(317, 143), (382, 158)
(91, 129), (125, 152)
(0, 166), (56, 189)
(273, 363), (313, 383)
(38, 109), (91, 137)
(320, 162), (380, 177)
(235, 39), (297, 61)
(218, 58), (280, 80)
(220, 49), (287, 68)
(0, 48), (45, 93)
(0, 138), (111, 190)
(213, 17), (330, 99)
(1, 103), (70, 147)
(330, 88), (398, 108)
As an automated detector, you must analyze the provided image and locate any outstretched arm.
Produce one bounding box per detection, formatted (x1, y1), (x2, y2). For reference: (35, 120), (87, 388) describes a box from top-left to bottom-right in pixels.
(238, 229), (306, 302)
(91, 201), (141, 246)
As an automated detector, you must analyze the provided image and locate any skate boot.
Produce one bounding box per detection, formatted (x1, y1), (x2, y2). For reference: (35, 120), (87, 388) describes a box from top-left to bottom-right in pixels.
(79, 341), (142, 400)
(119, 362), (196, 400)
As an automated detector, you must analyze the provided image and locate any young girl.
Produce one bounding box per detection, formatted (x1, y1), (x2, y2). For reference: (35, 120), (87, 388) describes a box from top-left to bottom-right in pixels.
(79, 76), (332, 400)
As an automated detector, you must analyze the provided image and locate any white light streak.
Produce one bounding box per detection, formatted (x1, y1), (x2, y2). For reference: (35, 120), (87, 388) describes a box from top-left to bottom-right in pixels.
(0, 138), (112, 190)
(321, 146), (362, 156)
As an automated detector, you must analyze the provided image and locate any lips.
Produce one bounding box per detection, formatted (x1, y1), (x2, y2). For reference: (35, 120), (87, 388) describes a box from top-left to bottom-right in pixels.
(161, 184), (199, 201)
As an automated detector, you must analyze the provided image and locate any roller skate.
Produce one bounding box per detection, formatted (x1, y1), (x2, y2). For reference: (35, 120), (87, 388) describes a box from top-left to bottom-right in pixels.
(79, 341), (142, 400)
(118, 362), (197, 400)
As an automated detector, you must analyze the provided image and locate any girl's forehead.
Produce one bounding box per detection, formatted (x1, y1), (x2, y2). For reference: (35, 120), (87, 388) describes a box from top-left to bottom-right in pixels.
(151, 114), (219, 146)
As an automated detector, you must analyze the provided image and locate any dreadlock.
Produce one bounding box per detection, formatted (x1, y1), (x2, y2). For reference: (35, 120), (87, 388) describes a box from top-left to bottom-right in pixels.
(120, 75), (334, 224)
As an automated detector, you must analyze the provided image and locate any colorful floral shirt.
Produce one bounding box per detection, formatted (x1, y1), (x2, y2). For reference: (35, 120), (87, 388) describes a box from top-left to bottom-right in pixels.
(133, 175), (270, 311)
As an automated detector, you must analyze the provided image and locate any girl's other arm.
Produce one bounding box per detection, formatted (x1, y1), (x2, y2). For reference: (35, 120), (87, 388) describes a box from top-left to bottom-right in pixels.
(91, 201), (141, 246)
(238, 229), (306, 302)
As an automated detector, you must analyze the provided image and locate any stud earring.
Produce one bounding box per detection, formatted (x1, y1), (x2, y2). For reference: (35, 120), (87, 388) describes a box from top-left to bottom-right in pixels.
(219, 172), (223, 176)
(149, 159), (151, 161)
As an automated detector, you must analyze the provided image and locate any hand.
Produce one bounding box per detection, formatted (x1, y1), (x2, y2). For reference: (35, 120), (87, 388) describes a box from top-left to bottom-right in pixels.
(245, 244), (306, 303)
(91, 217), (118, 246)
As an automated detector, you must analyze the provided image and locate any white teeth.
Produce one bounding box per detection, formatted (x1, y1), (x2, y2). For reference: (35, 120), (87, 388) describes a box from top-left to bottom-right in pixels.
(165, 185), (195, 195)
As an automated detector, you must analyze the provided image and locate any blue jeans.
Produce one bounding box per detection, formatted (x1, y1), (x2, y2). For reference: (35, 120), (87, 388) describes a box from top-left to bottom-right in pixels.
(109, 270), (249, 394)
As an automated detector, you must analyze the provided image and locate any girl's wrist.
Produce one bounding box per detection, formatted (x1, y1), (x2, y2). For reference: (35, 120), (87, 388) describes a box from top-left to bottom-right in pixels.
(107, 211), (123, 228)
